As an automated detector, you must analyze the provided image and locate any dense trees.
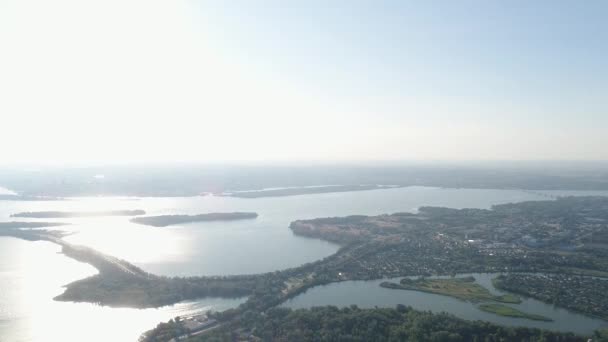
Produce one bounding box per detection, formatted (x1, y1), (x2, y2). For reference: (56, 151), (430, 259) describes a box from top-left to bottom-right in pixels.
(494, 274), (608, 320)
(140, 317), (188, 342)
(194, 305), (585, 342)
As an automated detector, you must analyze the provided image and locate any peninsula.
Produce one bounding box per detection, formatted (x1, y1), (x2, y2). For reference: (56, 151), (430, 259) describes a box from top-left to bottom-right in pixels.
(130, 212), (258, 227)
(0, 228), (258, 308)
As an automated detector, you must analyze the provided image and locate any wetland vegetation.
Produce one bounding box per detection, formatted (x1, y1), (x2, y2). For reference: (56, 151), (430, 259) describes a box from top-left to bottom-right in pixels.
(380, 276), (521, 303)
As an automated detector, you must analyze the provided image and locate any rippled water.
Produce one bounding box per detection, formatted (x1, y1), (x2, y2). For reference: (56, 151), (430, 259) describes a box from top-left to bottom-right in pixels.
(2, 186), (608, 341)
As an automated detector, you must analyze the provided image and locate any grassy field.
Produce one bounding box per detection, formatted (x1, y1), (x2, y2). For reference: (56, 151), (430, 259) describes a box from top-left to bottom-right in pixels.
(380, 276), (521, 304)
(478, 304), (553, 321)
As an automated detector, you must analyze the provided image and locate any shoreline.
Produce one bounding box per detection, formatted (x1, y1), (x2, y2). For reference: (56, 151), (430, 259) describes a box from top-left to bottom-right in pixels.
(0, 228), (258, 309)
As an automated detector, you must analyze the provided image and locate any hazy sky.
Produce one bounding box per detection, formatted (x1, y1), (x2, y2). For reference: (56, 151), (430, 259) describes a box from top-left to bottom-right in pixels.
(0, 0), (606, 164)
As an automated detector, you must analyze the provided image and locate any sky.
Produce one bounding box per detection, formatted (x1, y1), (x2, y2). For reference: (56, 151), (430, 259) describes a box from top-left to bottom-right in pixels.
(0, 0), (606, 164)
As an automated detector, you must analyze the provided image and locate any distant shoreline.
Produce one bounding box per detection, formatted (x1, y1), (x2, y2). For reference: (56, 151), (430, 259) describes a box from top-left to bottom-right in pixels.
(11, 210), (146, 218)
(223, 184), (400, 198)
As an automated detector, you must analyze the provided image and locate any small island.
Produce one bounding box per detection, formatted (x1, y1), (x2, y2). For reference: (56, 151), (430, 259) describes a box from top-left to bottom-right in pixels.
(130, 212), (259, 227)
(380, 277), (521, 304)
(11, 210), (146, 218)
(478, 304), (553, 321)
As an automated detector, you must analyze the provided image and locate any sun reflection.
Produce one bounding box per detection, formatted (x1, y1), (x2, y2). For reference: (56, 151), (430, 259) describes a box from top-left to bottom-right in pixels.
(64, 218), (184, 265)
(1, 237), (244, 342)
(0, 195), (244, 342)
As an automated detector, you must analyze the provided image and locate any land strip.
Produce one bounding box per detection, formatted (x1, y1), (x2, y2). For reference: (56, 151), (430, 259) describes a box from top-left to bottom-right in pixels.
(1, 228), (258, 308)
(131, 212), (258, 227)
(478, 303), (552, 321)
(11, 210), (145, 218)
(223, 185), (399, 198)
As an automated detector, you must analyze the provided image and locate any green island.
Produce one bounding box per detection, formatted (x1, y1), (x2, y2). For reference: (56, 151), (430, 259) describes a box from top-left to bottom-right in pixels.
(11, 210), (146, 218)
(130, 212), (258, 227)
(380, 276), (521, 303)
(478, 303), (553, 321)
(145, 305), (575, 342)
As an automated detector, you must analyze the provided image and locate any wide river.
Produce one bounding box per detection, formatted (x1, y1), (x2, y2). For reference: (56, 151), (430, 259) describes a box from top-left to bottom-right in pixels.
(2, 186), (608, 341)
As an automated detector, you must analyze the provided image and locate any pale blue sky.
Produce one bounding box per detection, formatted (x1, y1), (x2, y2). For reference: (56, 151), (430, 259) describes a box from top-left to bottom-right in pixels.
(0, 0), (606, 163)
(196, 0), (607, 121)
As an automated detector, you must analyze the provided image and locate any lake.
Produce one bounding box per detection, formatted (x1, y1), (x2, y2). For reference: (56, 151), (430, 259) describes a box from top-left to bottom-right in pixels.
(282, 273), (608, 335)
(2, 186), (608, 341)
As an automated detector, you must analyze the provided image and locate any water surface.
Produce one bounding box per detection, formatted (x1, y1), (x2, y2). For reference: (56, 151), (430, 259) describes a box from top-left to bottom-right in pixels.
(0, 237), (244, 342)
(2, 187), (608, 341)
(6, 187), (607, 276)
(282, 273), (608, 335)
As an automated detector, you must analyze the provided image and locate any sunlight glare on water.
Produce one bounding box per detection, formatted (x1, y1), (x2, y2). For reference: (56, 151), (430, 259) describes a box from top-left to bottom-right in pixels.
(0, 238), (244, 342)
(3, 188), (608, 341)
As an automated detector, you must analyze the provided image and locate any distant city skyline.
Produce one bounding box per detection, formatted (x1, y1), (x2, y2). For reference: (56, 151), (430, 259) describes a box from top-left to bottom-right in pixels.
(1, 0), (607, 164)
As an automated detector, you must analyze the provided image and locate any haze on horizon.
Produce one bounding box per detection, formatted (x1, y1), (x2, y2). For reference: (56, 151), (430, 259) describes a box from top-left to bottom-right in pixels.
(1, 0), (607, 165)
